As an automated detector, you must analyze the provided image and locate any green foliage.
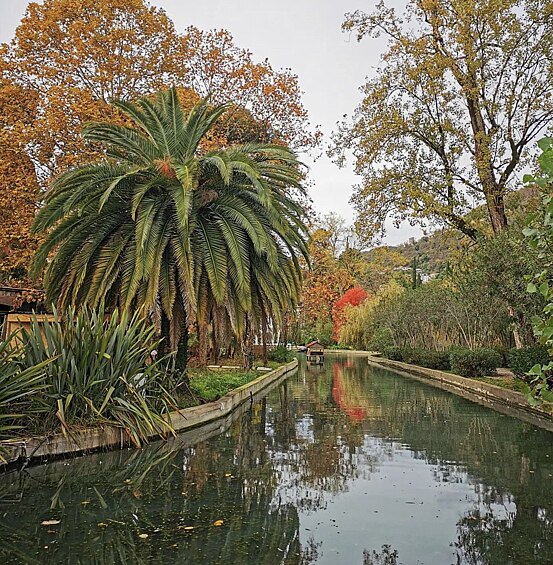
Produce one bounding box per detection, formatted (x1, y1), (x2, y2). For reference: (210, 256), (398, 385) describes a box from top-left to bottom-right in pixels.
(507, 346), (550, 379)
(450, 348), (502, 378)
(402, 349), (451, 371)
(0, 336), (52, 441)
(268, 345), (294, 363)
(381, 346), (404, 361)
(524, 137), (553, 403)
(31, 89), (309, 364)
(187, 369), (258, 402)
(299, 319), (335, 347)
(19, 306), (177, 446)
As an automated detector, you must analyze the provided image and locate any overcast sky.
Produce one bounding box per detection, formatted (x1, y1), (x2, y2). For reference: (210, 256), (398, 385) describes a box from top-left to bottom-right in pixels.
(0, 0), (422, 245)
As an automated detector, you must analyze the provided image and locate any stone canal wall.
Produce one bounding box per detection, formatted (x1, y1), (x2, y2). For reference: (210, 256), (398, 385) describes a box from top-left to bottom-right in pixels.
(1, 359), (298, 467)
(365, 355), (553, 433)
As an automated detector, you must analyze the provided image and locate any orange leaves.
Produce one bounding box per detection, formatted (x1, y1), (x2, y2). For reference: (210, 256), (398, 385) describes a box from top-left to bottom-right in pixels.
(332, 287), (368, 340)
(0, 0), (318, 286)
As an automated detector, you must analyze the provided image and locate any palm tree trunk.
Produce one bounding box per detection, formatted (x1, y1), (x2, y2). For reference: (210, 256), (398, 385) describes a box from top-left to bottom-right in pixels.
(198, 322), (209, 367)
(212, 330), (220, 364)
(175, 323), (188, 371)
(160, 311), (171, 357)
(242, 315), (254, 370)
(261, 308), (269, 365)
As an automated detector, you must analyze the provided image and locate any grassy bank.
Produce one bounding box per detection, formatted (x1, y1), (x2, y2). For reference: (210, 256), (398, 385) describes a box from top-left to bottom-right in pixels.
(185, 368), (268, 404)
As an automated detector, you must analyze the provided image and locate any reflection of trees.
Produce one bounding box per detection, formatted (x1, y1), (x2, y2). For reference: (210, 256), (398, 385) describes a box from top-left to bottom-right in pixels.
(355, 363), (553, 563)
(2, 355), (553, 562)
(363, 544), (400, 565)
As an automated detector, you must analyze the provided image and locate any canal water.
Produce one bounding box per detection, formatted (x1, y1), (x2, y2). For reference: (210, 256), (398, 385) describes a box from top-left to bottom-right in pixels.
(1, 354), (553, 564)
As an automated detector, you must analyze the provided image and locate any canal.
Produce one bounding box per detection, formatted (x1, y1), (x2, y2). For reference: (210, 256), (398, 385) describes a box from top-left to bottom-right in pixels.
(1, 354), (553, 564)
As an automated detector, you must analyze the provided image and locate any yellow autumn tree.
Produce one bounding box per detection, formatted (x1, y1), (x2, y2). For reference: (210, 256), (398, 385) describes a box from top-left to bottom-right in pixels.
(331, 0), (553, 242)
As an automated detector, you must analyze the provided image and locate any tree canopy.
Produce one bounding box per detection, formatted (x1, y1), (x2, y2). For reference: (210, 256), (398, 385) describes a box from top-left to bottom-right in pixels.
(331, 0), (553, 242)
(0, 0), (318, 285)
(31, 89), (309, 366)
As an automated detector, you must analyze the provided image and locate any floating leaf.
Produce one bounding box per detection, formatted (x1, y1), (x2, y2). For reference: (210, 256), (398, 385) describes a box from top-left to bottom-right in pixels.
(41, 520), (60, 526)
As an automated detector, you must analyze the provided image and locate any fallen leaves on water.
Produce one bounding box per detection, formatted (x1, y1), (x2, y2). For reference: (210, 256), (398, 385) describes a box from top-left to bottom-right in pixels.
(213, 520), (224, 526)
(41, 520), (60, 526)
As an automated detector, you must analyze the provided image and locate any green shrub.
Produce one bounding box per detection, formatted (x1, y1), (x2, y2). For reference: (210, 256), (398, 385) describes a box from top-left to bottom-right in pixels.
(369, 327), (394, 353)
(381, 346), (403, 361)
(507, 346), (550, 378)
(414, 349), (450, 370)
(450, 348), (502, 377)
(268, 345), (294, 363)
(492, 346), (511, 367)
(399, 348), (451, 370)
(19, 306), (177, 446)
(0, 335), (52, 442)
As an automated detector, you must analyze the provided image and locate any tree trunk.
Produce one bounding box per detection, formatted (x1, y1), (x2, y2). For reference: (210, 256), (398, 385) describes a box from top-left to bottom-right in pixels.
(212, 330), (220, 365)
(466, 95), (509, 234)
(160, 310), (171, 357)
(242, 315), (254, 370)
(175, 322), (188, 371)
(198, 322), (209, 367)
(507, 306), (524, 350)
(261, 308), (269, 365)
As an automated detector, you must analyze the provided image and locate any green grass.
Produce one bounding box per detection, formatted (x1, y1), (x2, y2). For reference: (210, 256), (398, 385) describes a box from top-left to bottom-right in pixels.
(474, 377), (527, 393)
(187, 369), (260, 402)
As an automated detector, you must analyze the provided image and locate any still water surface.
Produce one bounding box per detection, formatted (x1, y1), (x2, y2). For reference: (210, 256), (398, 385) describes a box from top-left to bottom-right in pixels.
(1, 355), (553, 564)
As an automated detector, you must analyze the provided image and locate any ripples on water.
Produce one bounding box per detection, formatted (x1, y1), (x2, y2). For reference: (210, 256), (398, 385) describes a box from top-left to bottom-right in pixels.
(1, 354), (553, 564)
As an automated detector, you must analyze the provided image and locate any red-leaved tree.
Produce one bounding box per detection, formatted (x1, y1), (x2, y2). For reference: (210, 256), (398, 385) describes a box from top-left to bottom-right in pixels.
(332, 287), (368, 341)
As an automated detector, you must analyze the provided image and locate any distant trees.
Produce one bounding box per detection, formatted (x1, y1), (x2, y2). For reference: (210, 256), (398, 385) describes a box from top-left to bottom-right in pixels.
(297, 226), (355, 345)
(331, 0), (553, 242)
(332, 287), (368, 341)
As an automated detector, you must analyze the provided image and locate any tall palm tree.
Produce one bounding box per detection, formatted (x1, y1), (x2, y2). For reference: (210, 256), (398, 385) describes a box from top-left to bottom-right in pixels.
(32, 88), (309, 367)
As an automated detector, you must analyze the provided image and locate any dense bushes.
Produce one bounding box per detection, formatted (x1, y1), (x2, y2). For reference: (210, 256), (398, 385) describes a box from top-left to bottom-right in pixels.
(8, 307), (178, 446)
(381, 347), (450, 370)
(405, 349), (451, 371)
(450, 348), (503, 378)
(381, 346), (503, 376)
(268, 345), (294, 363)
(381, 346), (404, 361)
(381, 343), (552, 380)
(508, 346), (550, 378)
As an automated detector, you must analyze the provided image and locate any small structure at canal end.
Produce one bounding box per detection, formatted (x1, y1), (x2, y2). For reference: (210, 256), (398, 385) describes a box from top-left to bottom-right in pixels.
(306, 340), (324, 364)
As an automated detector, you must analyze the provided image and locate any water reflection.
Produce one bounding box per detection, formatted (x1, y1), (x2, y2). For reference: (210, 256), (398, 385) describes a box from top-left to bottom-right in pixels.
(1, 355), (553, 564)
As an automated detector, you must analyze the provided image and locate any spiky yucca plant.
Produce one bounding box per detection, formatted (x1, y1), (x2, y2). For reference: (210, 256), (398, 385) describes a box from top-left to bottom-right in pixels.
(19, 306), (176, 446)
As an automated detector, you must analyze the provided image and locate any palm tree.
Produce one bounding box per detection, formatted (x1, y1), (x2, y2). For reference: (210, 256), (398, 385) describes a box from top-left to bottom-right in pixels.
(32, 88), (309, 367)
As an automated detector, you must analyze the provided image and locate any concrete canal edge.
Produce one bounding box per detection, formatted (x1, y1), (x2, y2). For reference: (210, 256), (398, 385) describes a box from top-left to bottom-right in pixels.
(364, 355), (553, 433)
(1, 359), (298, 466)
